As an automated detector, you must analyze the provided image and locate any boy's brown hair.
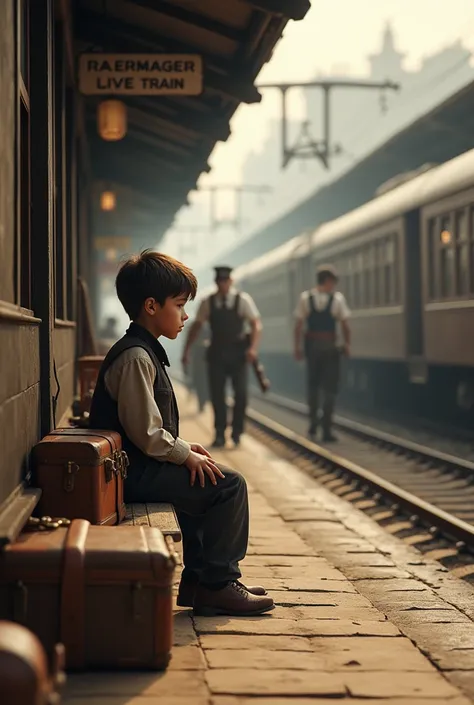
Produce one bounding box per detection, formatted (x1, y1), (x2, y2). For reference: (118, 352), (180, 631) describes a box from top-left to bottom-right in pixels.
(116, 249), (198, 320)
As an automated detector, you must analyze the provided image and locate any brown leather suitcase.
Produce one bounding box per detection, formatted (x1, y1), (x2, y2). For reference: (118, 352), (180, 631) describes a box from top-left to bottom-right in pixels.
(0, 621), (65, 704)
(33, 429), (127, 526)
(0, 519), (176, 671)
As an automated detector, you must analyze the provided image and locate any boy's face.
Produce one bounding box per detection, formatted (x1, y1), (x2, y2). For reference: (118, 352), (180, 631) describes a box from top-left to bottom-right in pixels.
(143, 293), (189, 339)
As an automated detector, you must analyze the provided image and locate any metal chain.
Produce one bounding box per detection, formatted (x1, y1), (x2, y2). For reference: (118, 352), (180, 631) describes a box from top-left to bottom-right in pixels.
(26, 516), (72, 531)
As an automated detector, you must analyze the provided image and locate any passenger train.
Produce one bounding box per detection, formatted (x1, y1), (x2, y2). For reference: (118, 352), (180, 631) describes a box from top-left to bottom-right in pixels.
(228, 147), (474, 424)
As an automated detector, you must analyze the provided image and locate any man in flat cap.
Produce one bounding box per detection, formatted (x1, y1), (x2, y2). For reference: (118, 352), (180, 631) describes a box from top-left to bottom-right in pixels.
(182, 266), (261, 448)
(294, 264), (351, 442)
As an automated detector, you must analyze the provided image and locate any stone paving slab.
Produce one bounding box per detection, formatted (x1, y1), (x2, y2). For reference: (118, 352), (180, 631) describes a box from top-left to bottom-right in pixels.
(199, 634), (315, 652)
(269, 590), (376, 607)
(206, 668), (462, 698)
(194, 616), (401, 637)
(63, 392), (474, 704)
(205, 638), (435, 671)
(267, 605), (387, 621)
(65, 699), (209, 705)
(213, 699), (470, 705)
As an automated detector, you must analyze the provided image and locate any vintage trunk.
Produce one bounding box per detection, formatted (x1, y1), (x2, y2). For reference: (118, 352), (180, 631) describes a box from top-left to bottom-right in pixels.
(33, 429), (127, 525)
(0, 519), (176, 670)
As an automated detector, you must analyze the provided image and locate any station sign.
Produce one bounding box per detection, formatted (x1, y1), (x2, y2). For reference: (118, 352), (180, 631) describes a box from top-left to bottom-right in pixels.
(79, 53), (203, 96)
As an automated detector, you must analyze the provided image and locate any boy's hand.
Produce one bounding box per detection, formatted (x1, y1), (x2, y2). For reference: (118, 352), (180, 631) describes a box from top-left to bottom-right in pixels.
(190, 442), (212, 458)
(185, 450), (225, 488)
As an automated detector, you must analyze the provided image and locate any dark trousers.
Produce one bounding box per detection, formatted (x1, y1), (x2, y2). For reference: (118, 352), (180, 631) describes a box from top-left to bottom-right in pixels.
(208, 351), (248, 439)
(125, 460), (249, 584)
(306, 347), (340, 434)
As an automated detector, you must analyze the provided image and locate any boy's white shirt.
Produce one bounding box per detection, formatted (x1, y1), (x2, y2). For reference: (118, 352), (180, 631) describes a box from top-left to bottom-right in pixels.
(105, 347), (191, 464)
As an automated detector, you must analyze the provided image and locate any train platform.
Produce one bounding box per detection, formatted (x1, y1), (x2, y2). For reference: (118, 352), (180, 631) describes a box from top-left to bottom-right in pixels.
(63, 386), (474, 705)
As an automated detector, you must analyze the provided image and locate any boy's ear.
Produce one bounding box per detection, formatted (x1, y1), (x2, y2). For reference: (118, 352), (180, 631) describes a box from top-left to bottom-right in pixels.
(143, 297), (157, 315)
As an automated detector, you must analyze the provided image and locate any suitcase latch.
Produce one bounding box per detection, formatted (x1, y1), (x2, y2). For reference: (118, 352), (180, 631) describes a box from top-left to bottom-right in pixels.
(104, 457), (116, 483)
(63, 462), (80, 492)
(120, 451), (129, 479)
(114, 450), (129, 480)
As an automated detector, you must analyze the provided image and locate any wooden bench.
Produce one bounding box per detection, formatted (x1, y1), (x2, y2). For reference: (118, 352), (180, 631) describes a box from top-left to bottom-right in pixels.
(123, 502), (182, 542)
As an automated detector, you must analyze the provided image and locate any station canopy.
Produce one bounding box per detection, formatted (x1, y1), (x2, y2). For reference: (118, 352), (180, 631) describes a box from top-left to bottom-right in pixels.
(74, 0), (310, 243)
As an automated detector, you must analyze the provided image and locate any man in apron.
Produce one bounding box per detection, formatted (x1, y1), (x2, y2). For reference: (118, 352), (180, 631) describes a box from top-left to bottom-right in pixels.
(182, 266), (261, 448)
(294, 264), (351, 442)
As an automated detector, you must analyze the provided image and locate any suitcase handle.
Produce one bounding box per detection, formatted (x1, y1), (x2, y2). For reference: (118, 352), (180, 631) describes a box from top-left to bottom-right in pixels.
(60, 519), (89, 670)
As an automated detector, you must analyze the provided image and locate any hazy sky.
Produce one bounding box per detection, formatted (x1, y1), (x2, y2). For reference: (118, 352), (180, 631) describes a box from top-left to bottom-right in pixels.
(163, 0), (474, 247)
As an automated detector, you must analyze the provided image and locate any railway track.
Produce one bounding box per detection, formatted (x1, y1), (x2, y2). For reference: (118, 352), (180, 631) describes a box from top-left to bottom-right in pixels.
(247, 392), (474, 580)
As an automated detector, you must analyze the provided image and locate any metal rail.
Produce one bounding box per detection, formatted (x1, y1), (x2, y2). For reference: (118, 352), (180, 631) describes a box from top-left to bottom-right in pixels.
(246, 405), (474, 551)
(254, 388), (474, 475)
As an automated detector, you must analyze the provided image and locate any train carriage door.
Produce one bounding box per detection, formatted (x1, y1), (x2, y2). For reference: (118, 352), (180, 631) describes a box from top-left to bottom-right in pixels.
(404, 210), (425, 378)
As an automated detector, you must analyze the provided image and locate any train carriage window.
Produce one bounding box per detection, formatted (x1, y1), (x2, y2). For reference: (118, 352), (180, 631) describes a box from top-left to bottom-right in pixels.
(345, 256), (354, 308)
(427, 218), (437, 300)
(382, 239), (391, 305)
(456, 210), (468, 241)
(388, 235), (399, 304)
(338, 259), (347, 303)
(439, 215), (455, 299)
(470, 207), (474, 295)
(470, 241), (474, 295)
(455, 210), (469, 296)
(363, 248), (371, 307)
(372, 243), (379, 306)
(353, 251), (363, 309)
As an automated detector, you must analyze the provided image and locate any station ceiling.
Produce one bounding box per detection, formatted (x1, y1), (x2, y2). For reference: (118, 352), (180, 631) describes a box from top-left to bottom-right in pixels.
(74, 0), (310, 244)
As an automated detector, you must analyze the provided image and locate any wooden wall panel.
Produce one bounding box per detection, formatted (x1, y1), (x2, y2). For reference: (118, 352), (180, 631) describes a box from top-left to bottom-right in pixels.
(0, 3), (15, 303)
(0, 322), (41, 508)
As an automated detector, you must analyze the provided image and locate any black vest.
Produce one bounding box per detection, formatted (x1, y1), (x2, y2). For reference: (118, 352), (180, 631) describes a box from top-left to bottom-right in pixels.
(306, 292), (336, 335)
(209, 293), (244, 349)
(89, 322), (179, 469)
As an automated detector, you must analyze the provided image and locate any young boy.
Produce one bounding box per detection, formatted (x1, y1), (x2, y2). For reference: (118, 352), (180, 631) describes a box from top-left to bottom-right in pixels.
(89, 250), (274, 617)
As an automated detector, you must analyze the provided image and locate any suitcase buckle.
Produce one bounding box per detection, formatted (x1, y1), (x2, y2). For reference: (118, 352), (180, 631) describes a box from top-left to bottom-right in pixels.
(104, 457), (116, 483)
(120, 451), (129, 479)
(114, 450), (128, 480)
(63, 462), (80, 492)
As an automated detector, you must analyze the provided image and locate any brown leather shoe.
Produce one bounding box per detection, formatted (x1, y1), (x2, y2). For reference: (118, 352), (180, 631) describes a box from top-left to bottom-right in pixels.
(177, 579), (267, 608)
(193, 581), (274, 616)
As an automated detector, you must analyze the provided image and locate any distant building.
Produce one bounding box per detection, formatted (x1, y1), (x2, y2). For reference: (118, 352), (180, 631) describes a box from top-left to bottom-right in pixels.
(369, 23), (406, 83)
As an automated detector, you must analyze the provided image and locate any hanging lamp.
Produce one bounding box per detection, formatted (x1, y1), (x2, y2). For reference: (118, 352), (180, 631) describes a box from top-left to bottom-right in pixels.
(100, 190), (116, 211)
(97, 100), (127, 141)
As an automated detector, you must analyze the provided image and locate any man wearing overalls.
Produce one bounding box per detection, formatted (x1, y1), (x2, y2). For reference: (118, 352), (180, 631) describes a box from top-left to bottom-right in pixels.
(183, 266), (261, 448)
(294, 264), (351, 442)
